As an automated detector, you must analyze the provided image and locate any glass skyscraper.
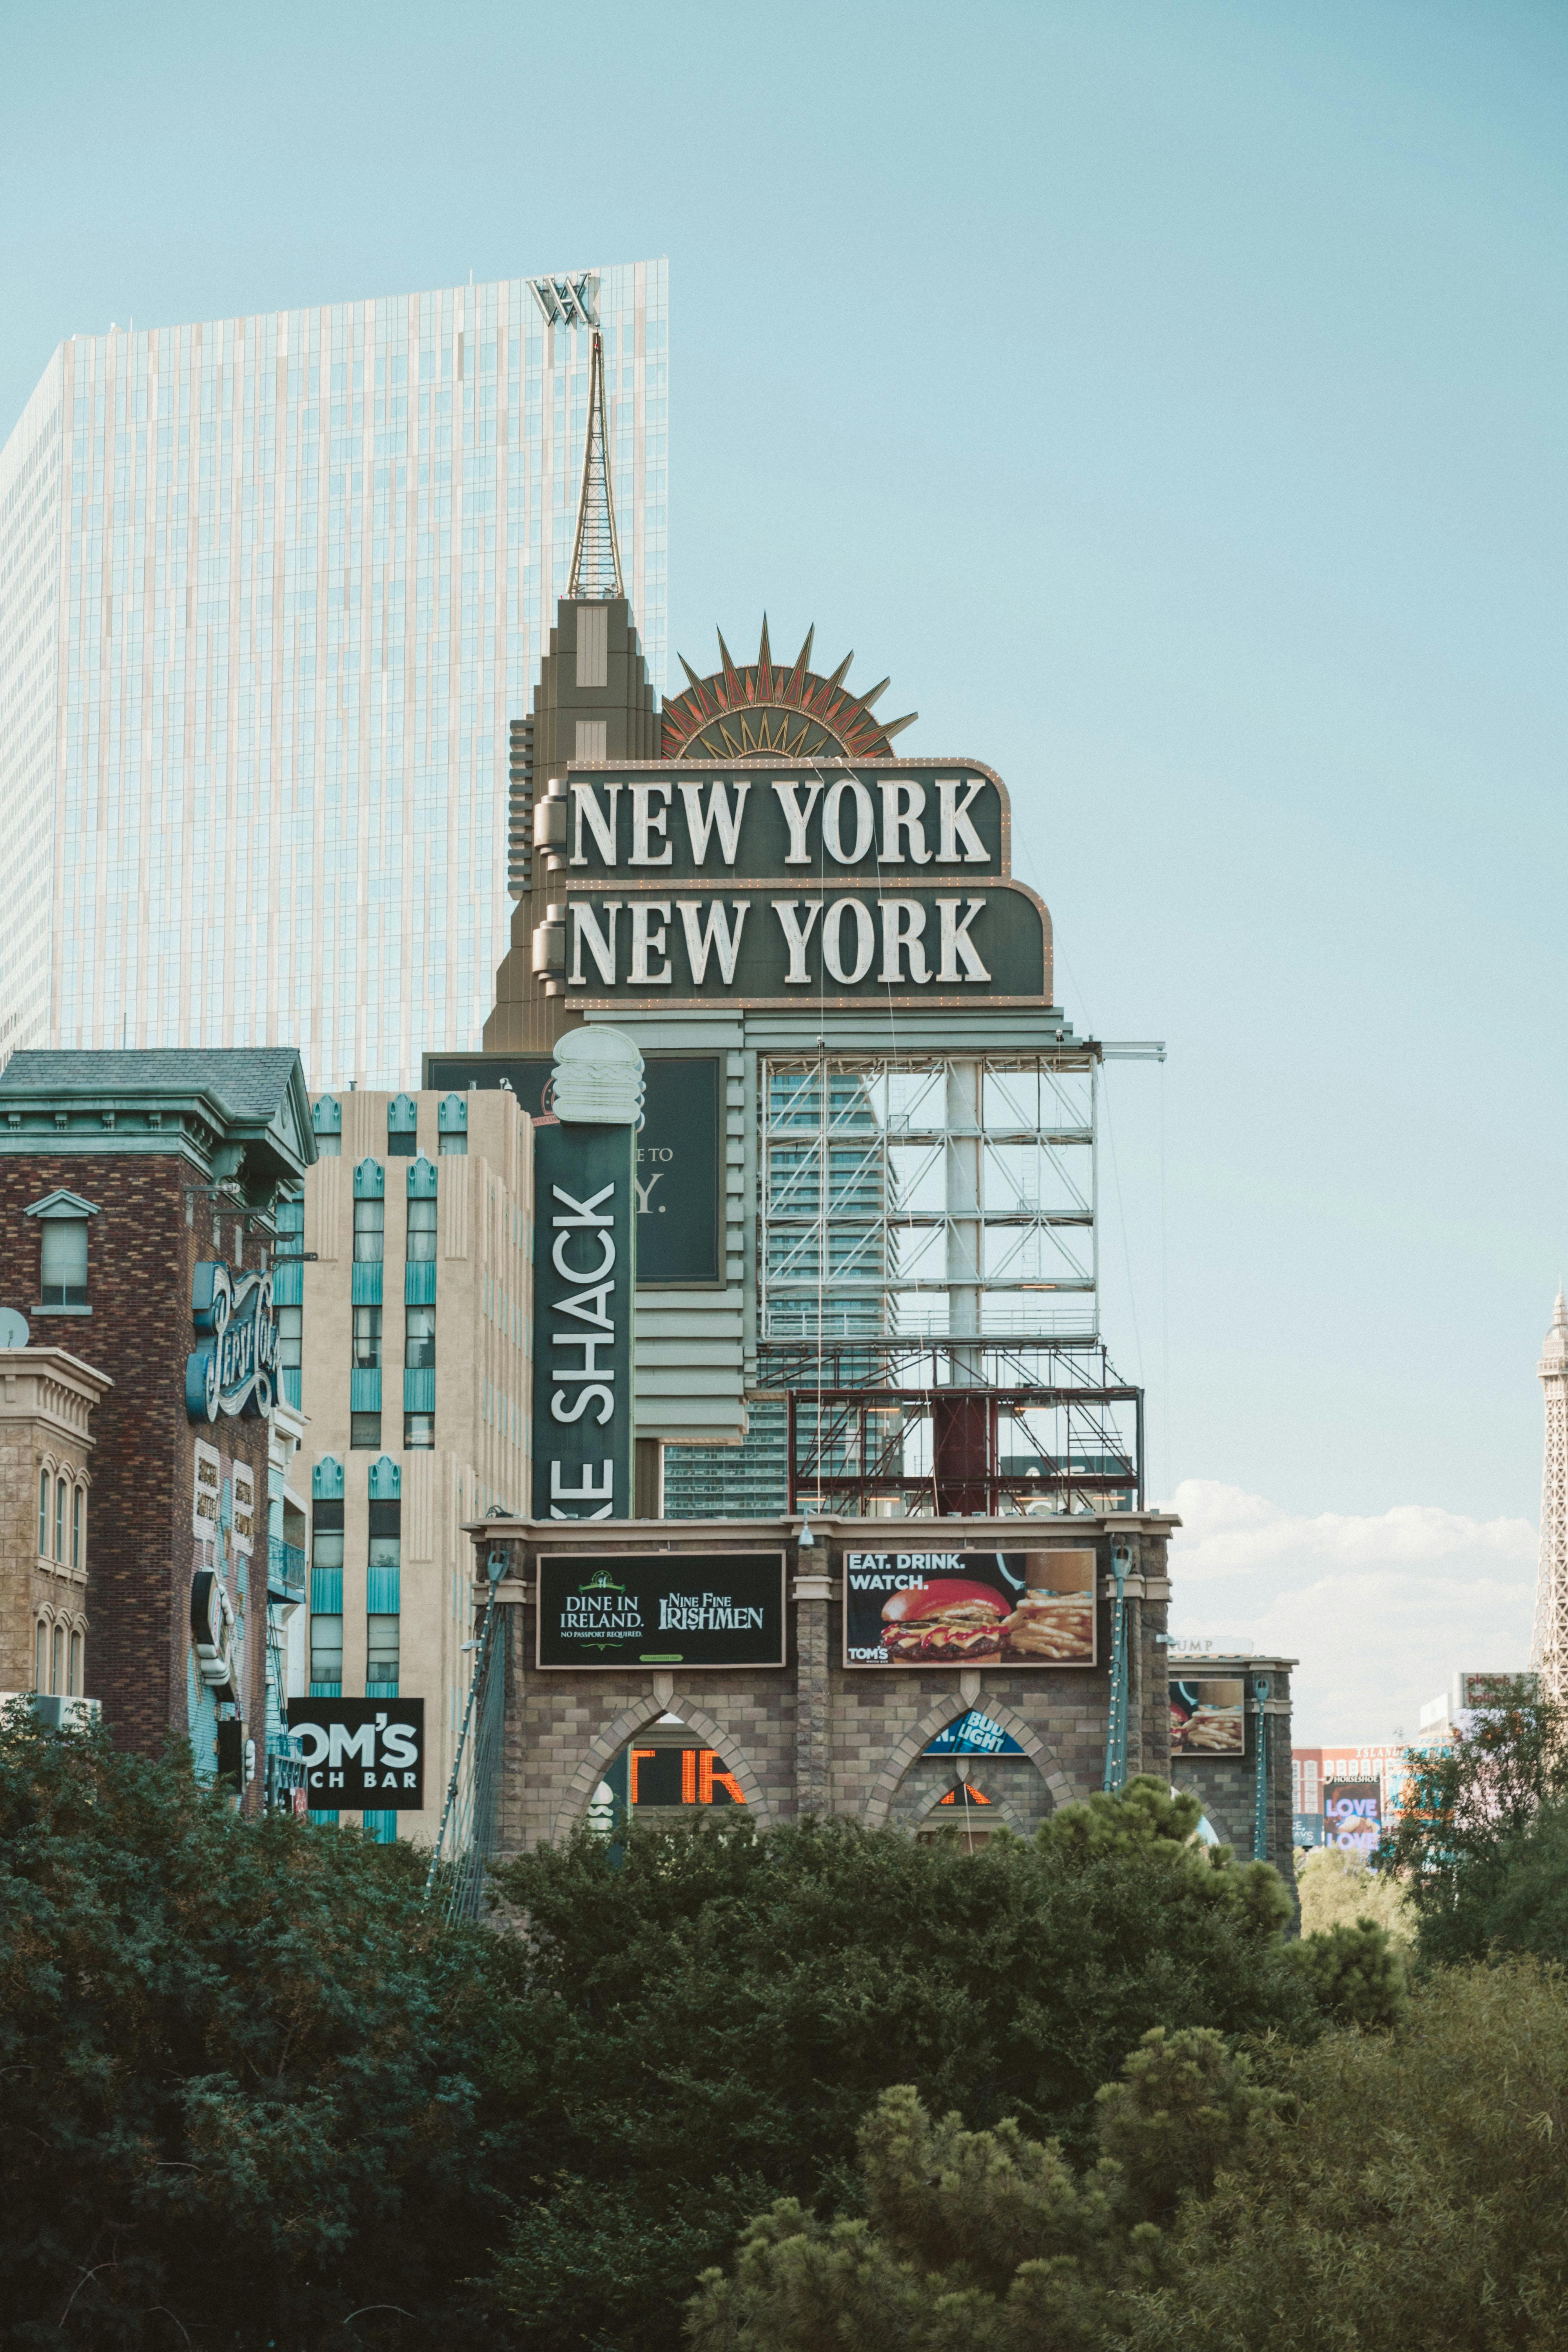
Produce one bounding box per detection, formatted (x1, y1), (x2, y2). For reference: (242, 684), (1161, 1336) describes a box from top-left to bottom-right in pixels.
(0, 261), (668, 1087)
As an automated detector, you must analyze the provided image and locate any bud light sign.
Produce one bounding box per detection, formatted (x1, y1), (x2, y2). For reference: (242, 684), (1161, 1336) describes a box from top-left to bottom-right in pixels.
(286, 1699), (425, 1808)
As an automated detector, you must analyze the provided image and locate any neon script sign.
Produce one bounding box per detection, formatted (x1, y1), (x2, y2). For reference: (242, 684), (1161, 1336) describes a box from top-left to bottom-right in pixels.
(186, 1262), (279, 1423)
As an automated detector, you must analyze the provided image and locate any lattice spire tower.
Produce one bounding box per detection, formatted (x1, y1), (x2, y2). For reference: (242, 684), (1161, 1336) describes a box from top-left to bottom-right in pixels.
(1532, 1290), (1568, 1699)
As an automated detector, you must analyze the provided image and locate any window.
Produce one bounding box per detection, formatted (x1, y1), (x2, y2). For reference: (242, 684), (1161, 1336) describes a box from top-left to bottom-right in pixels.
(437, 1093), (468, 1154)
(52, 1625), (65, 1695)
(313, 1096), (343, 1155)
(352, 1305), (383, 1369)
(35, 1622), (46, 1692)
(387, 1095), (418, 1158)
(72, 1486), (83, 1570)
(366, 1615), (399, 1691)
(350, 1412), (382, 1450)
(405, 1304), (435, 1369)
(38, 1471), (49, 1555)
(309, 1615), (344, 1690)
(403, 1412), (434, 1449)
(278, 1304), (302, 1377)
(69, 1630), (83, 1694)
(40, 1219), (88, 1308)
(353, 1198), (385, 1262)
(55, 1478), (67, 1561)
(405, 1194), (437, 1262)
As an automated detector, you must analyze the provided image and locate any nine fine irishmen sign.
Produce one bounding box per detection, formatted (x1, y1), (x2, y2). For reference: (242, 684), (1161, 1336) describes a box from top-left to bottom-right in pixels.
(537, 1553), (788, 1669)
(533, 761), (1053, 1008)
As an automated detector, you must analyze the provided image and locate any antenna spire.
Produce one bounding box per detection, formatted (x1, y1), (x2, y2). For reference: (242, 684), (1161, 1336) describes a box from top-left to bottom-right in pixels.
(568, 331), (623, 601)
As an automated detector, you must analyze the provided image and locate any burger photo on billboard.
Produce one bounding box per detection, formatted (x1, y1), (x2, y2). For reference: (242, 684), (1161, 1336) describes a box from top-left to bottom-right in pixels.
(846, 1549), (1097, 1668)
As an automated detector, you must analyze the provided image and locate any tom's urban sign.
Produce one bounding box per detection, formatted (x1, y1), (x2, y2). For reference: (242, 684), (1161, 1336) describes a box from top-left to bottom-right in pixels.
(287, 1699), (426, 1808)
(537, 1553), (787, 1668)
(533, 759), (1053, 1009)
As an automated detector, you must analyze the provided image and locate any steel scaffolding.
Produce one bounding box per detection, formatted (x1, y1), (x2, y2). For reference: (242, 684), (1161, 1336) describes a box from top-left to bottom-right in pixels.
(753, 1047), (1140, 1516)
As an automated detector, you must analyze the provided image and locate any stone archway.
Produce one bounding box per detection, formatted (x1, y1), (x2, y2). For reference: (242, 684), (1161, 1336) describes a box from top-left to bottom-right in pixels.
(550, 1688), (775, 1844)
(862, 1691), (1076, 1828)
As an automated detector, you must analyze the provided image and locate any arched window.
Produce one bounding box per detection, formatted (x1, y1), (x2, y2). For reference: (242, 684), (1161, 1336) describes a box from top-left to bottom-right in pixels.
(55, 1477), (67, 1561)
(73, 1486), (84, 1570)
(38, 1470), (49, 1555)
(35, 1621), (46, 1693)
(51, 1624), (65, 1695)
(312, 1095), (343, 1156)
(437, 1093), (468, 1156)
(69, 1629), (83, 1695)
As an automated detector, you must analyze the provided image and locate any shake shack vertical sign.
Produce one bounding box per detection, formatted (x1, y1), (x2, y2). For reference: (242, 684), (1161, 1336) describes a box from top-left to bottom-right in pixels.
(532, 1121), (637, 1519)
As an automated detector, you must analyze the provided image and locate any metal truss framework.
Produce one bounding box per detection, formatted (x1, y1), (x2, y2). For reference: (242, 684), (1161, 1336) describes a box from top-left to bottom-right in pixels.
(766, 1339), (1142, 1520)
(760, 1052), (1099, 1345)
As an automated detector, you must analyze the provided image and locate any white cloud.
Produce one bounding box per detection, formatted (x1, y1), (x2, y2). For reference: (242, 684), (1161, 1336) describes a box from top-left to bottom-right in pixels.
(1163, 1479), (1538, 1746)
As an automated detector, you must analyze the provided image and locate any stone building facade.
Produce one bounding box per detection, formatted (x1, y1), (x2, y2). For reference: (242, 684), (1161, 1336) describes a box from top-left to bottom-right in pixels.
(0, 1051), (313, 1797)
(0, 1347), (112, 1704)
(294, 1082), (532, 1839)
(1167, 1651), (1298, 1875)
(477, 1514), (1181, 1852)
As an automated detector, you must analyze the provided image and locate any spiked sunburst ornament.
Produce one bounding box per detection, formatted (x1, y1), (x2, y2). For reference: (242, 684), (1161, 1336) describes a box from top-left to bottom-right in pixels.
(661, 619), (918, 762)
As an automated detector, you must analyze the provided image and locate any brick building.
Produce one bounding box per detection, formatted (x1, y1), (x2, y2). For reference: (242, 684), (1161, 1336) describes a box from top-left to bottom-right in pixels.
(0, 1051), (314, 1798)
(1167, 1651), (1298, 1877)
(0, 1345), (113, 1709)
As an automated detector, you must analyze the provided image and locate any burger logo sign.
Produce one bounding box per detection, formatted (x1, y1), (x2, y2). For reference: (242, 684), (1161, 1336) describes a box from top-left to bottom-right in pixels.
(844, 1549), (1098, 1670)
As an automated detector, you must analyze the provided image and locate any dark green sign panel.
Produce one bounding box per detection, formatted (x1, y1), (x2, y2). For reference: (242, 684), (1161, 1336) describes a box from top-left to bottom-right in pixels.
(424, 1053), (719, 1285)
(536, 1552), (787, 1668)
(557, 881), (1047, 1005)
(557, 764), (1008, 882)
(531, 1122), (637, 1521)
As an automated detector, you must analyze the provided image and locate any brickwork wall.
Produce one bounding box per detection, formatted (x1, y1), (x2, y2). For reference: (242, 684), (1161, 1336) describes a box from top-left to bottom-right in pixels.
(0, 1156), (272, 1794)
(486, 1519), (1176, 1852)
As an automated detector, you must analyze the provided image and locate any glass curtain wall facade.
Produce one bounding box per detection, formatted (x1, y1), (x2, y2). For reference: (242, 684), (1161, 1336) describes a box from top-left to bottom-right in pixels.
(0, 263), (668, 1086)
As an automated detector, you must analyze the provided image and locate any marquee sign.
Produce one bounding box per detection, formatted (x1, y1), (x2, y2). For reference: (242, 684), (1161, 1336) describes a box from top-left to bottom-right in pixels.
(287, 1699), (426, 1809)
(186, 1262), (279, 1423)
(537, 1552), (787, 1668)
(537, 756), (1052, 1009)
(555, 765), (1007, 881)
(548, 882), (1048, 1006)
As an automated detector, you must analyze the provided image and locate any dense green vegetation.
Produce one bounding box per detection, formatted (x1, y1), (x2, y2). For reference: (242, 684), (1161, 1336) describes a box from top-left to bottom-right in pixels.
(4, 1695), (1566, 2352)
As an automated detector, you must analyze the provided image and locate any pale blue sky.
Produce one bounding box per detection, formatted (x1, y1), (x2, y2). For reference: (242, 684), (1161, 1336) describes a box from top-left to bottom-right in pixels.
(4, 3), (1565, 1682)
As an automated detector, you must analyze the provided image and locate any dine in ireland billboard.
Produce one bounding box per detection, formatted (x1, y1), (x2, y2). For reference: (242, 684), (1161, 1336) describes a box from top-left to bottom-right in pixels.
(537, 1553), (787, 1669)
(843, 1548), (1098, 1668)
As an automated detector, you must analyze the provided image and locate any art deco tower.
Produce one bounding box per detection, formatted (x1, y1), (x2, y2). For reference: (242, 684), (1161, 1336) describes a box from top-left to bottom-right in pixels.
(1532, 1290), (1568, 1700)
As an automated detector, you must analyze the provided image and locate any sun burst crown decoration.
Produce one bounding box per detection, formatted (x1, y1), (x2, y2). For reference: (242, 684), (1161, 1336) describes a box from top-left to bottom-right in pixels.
(661, 618), (918, 762)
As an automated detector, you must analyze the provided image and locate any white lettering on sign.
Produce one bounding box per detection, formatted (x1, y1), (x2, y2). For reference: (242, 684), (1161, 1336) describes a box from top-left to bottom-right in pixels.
(548, 1183), (619, 1463)
(937, 778), (989, 863)
(565, 896), (995, 990)
(821, 899), (876, 985)
(630, 783), (673, 866)
(822, 779), (875, 865)
(629, 900), (671, 984)
(773, 779), (824, 863)
(679, 900), (748, 983)
(571, 902), (621, 985)
(572, 782), (621, 864)
(680, 780), (750, 862)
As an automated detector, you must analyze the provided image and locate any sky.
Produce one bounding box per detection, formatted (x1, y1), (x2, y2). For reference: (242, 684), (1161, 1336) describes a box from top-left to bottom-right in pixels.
(3, 0), (1564, 1740)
